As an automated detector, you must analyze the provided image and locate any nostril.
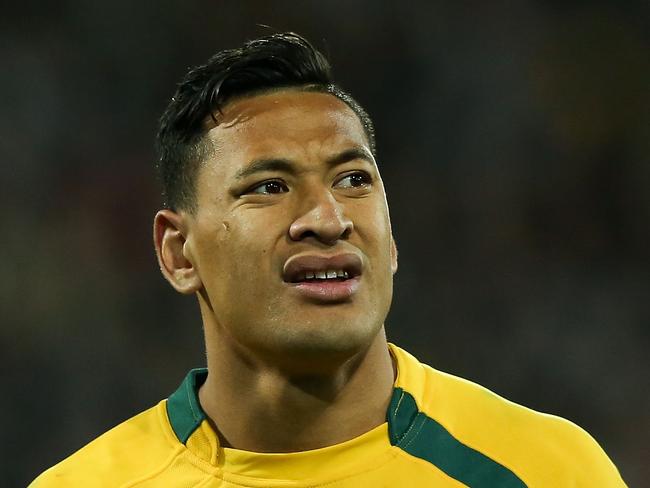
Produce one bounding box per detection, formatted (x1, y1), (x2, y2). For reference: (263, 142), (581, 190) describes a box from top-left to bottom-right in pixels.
(296, 230), (318, 241)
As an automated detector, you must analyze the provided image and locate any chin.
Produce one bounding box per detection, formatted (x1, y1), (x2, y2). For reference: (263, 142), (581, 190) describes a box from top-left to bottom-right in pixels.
(267, 320), (381, 365)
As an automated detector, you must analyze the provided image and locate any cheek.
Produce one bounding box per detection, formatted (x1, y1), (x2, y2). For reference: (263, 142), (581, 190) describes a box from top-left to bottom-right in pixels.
(358, 203), (393, 251)
(209, 219), (275, 292)
(358, 208), (395, 300)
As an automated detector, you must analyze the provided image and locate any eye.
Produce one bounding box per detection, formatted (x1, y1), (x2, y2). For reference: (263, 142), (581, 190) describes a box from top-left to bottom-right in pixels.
(248, 180), (289, 195)
(334, 172), (372, 189)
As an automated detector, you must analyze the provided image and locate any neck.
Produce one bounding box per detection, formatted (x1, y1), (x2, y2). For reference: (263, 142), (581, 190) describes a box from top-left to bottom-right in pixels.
(198, 326), (395, 453)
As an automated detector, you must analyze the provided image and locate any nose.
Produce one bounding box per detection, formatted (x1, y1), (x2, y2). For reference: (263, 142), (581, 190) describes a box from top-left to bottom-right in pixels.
(289, 189), (353, 244)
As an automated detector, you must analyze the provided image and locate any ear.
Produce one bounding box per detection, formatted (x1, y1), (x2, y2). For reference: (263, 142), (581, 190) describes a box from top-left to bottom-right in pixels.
(390, 235), (398, 274)
(153, 209), (202, 294)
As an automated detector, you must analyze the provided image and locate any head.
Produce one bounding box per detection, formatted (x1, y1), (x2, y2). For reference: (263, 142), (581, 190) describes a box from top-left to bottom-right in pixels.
(153, 33), (397, 372)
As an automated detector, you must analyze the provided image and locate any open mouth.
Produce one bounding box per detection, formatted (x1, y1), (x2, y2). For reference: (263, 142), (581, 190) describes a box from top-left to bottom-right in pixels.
(283, 253), (362, 283)
(282, 253), (362, 301)
(292, 269), (350, 283)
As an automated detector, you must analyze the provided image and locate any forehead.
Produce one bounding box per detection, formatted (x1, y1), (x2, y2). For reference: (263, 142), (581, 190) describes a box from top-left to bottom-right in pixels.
(205, 90), (370, 166)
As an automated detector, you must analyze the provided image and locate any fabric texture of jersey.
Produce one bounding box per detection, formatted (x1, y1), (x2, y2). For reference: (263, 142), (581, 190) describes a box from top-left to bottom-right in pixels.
(30, 344), (627, 487)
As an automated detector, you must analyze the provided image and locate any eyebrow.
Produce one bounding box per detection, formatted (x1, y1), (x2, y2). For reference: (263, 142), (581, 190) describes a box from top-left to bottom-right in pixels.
(234, 147), (375, 181)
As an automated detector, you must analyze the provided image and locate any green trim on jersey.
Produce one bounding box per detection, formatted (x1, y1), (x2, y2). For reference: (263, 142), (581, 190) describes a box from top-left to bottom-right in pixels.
(166, 368), (208, 444)
(388, 387), (527, 487)
(168, 370), (527, 487)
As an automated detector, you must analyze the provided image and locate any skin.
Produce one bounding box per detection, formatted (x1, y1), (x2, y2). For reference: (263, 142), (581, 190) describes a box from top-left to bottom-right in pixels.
(154, 90), (398, 452)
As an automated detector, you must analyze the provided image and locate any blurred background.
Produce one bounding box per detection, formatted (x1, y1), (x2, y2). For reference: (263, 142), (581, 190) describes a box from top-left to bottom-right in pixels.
(2, 1), (648, 486)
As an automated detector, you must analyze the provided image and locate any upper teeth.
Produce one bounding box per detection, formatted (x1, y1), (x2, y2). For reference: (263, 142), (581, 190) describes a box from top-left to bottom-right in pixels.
(302, 269), (348, 280)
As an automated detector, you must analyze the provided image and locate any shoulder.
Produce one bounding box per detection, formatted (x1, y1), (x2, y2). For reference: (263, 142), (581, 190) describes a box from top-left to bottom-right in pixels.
(30, 401), (181, 488)
(389, 344), (627, 487)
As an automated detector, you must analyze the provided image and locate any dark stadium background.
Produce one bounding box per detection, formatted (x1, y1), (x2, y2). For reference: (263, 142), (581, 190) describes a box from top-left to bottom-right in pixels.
(2, 1), (648, 486)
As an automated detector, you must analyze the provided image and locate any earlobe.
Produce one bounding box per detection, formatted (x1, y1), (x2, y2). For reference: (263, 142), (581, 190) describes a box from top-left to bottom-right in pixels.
(153, 210), (202, 294)
(390, 236), (398, 274)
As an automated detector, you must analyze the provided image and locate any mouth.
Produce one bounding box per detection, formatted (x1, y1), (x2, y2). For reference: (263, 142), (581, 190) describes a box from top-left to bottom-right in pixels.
(282, 253), (362, 302)
(290, 269), (352, 282)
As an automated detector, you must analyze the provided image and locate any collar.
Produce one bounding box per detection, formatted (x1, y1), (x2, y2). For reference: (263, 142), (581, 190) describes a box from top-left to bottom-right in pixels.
(165, 344), (415, 479)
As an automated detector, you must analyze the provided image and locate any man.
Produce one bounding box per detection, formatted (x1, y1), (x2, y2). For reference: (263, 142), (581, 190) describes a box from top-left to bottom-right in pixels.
(31, 32), (626, 487)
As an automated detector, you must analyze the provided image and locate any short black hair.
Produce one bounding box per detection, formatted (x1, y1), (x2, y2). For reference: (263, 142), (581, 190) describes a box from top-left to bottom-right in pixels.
(155, 32), (376, 212)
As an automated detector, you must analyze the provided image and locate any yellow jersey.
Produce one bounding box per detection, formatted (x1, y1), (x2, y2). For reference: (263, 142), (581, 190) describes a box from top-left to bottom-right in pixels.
(30, 344), (626, 487)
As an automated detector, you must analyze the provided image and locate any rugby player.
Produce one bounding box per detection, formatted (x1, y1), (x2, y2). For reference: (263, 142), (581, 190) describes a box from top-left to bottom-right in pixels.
(31, 32), (626, 487)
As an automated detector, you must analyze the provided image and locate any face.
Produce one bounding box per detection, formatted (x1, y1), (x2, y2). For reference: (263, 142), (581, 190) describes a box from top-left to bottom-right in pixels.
(160, 90), (397, 367)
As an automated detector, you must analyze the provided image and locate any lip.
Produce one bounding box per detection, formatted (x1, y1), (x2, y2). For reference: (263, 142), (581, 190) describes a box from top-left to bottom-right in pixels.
(290, 277), (361, 302)
(282, 253), (363, 303)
